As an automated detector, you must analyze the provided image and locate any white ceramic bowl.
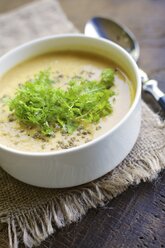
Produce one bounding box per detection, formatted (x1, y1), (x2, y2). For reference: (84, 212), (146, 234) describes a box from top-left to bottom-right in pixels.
(0, 34), (141, 188)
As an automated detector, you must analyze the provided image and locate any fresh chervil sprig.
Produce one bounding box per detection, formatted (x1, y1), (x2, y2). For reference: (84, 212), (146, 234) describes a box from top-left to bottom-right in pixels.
(9, 68), (115, 136)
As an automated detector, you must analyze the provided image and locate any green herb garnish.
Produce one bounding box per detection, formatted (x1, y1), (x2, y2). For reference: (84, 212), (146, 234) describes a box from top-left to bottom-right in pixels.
(9, 68), (115, 136)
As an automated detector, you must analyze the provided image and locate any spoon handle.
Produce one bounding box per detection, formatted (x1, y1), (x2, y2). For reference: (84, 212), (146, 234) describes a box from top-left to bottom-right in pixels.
(142, 78), (165, 111)
(158, 96), (165, 111)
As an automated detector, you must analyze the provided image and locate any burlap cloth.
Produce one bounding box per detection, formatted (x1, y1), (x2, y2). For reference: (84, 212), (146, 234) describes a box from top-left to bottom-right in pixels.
(0, 0), (165, 247)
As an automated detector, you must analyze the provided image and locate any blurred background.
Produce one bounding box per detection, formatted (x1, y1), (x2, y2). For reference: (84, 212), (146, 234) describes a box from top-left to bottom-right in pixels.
(1, 0), (164, 71)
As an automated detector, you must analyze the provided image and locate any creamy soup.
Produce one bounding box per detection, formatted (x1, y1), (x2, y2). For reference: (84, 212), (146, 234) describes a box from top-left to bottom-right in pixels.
(0, 51), (135, 152)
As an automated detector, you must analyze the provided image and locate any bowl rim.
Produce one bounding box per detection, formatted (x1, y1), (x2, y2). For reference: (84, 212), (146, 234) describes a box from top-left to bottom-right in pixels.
(0, 33), (141, 157)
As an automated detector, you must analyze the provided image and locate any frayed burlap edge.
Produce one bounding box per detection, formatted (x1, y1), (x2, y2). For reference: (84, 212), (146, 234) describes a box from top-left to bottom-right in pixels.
(0, 103), (165, 248)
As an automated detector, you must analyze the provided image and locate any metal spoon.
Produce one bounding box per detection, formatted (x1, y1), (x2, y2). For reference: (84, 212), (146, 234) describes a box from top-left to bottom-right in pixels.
(85, 17), (165, 111)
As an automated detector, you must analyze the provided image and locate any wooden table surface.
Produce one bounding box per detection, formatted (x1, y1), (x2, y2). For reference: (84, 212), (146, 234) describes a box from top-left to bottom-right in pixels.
(1, 0), (165, 247)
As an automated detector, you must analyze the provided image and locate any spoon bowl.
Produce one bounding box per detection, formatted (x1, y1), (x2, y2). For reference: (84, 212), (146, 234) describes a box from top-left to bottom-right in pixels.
(85, 17), (165, 111)
(85, 17), (140, 62)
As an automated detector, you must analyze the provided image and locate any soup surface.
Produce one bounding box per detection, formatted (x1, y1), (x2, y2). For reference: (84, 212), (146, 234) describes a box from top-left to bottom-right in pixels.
(0, 51), (134, 152)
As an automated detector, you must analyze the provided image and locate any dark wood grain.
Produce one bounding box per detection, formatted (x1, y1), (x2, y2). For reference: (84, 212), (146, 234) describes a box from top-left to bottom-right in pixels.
(40, 171), (165, 248)
(40, 0), (165, 247)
